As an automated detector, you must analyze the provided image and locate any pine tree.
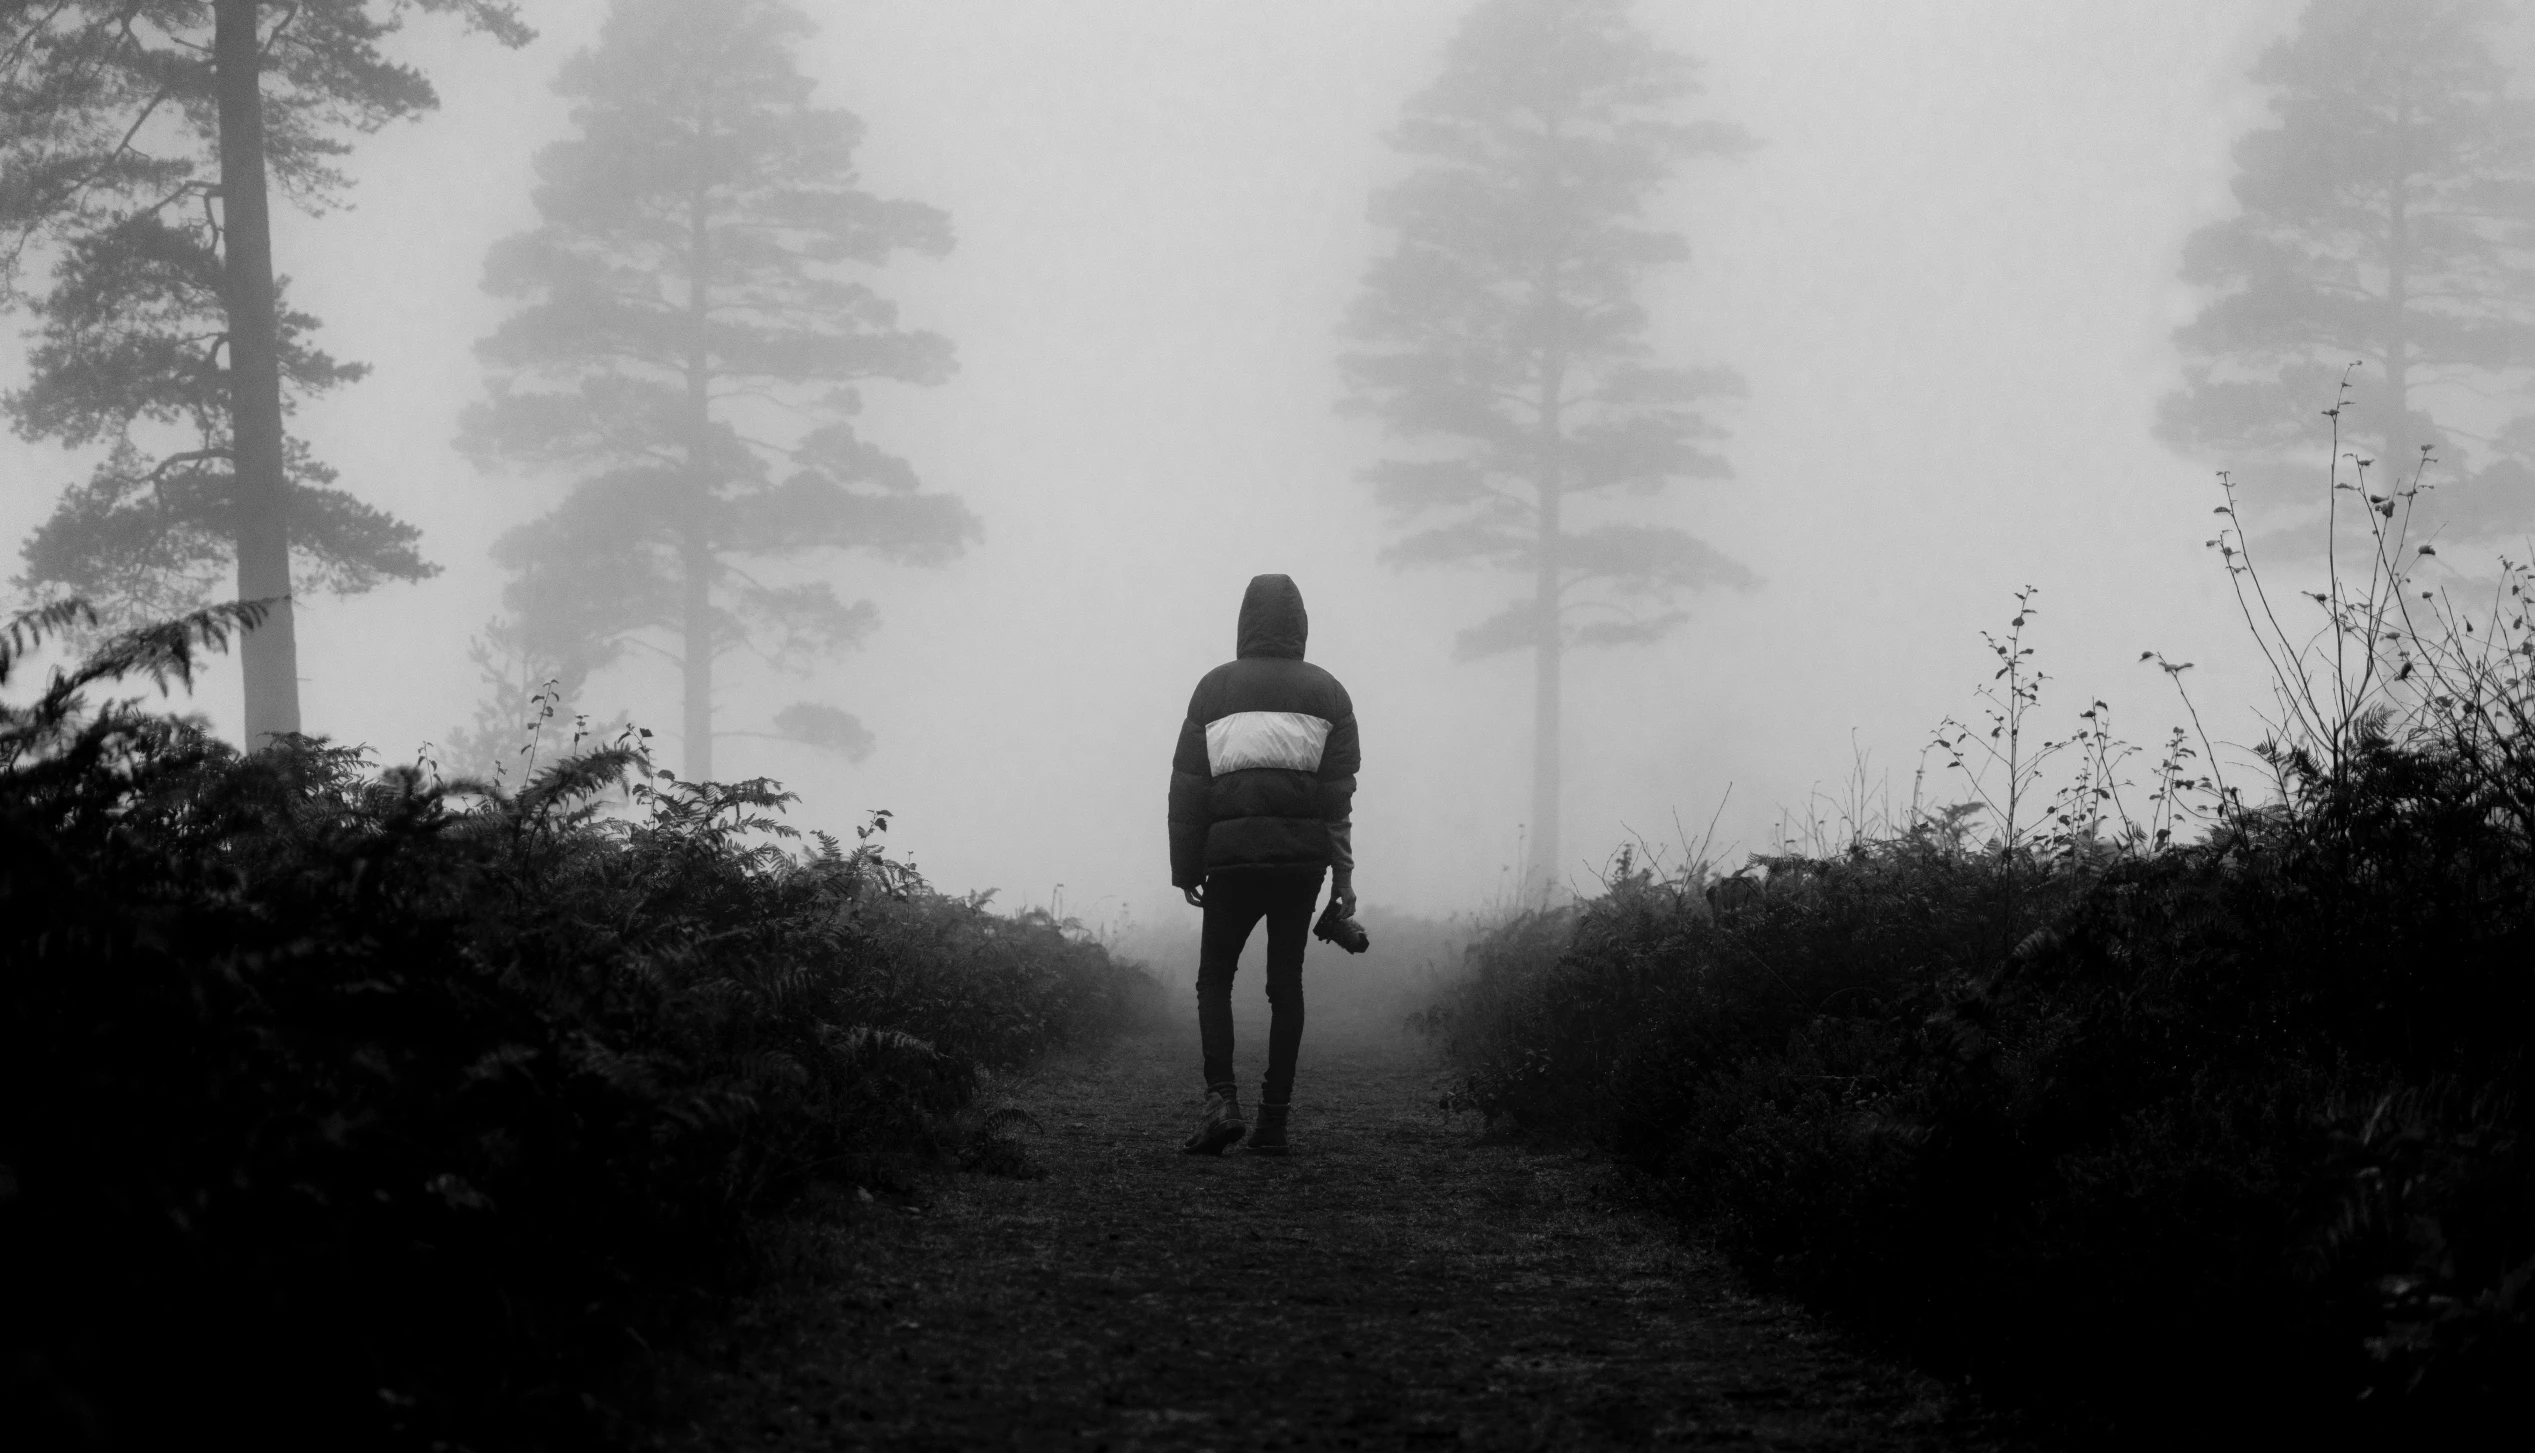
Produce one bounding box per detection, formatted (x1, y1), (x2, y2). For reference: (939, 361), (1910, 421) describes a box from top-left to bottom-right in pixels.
(434, 614), (617, 787)
(0, 0), (529, 745)
(2162, 0), (2535, 545)
(463, 0), (975, 783)
(1342, 0), (1753, 897)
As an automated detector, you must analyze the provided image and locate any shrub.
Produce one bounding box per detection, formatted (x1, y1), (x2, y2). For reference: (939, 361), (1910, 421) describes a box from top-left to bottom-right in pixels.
(0, 604), (1160, 1449)
(1429, 403), (2535, 1437)
(1438, 804), (2530, 1437)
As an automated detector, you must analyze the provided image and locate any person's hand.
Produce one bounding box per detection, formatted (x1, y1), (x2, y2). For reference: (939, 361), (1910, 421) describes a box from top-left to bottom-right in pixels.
(1332, 875), (1357, 915)
(1183, 885), (1206, 908)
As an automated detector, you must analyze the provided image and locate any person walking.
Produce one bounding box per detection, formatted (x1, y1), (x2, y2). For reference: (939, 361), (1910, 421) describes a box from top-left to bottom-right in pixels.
(1168, 574), (1359, 1156)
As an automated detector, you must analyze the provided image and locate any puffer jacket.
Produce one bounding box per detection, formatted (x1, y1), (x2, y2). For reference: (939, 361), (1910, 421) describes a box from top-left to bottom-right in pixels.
(1168, 575), (1358, 889)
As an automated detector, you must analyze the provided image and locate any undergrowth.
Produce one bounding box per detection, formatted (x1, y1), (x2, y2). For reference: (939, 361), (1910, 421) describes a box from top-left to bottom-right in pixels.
(1428, 390), (2535, 1441)
(0, 602), (1163, 1450)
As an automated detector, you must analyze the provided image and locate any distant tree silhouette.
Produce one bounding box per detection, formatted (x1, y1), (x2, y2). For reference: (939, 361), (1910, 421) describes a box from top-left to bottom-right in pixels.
(2163, 0), (2535, 547)
(434, 613), (616, 787)
(0, 0), (528, 745)
(463, 0), (973, 782)
(1341, 0), (1753, 896)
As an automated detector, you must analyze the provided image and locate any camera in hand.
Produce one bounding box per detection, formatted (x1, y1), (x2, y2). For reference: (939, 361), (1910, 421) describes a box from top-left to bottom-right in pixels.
(1312, 900), (1370, 954)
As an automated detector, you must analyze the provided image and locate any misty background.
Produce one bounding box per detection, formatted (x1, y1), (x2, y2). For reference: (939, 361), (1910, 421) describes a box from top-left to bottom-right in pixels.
(3, 0), (2354, 926)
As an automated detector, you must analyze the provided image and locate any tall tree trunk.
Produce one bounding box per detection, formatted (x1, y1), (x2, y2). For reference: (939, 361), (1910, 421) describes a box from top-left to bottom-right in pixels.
(214, 0), (300, 747)
(2361, 111), (2416, 774)
(2383, 97), (2413, 465)
(681, 186), (715, 781)
(1527, 345), (1567, 902)
(681, 527), (712, 781)
(1529, 483), (1562, 900)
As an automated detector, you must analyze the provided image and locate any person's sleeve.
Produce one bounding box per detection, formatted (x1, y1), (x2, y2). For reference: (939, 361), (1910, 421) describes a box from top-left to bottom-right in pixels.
(1168, 707), (1211, 889)
(1318, 690), (1358, 879)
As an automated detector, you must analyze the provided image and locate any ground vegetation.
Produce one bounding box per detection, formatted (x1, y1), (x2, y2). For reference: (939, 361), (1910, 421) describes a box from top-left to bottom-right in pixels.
(0, 600), (1159, 1449)
(1427, 403), (2535, 1441)
(652, 1028), (2029, 1452)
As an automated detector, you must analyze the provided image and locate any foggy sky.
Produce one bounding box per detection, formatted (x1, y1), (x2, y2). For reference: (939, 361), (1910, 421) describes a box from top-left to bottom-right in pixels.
(3, 0), (2355, 928)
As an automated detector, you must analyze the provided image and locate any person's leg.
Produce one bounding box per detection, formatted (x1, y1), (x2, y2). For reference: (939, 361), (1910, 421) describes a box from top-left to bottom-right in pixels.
(1195, 876), (1267, 1091)
(1257, 871), (1321, 1109)
(1186, 877), (1269, 1154)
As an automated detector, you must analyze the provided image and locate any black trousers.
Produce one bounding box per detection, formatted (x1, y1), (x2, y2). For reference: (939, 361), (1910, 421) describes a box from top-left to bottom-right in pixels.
(1195, 870), (1322, 1105)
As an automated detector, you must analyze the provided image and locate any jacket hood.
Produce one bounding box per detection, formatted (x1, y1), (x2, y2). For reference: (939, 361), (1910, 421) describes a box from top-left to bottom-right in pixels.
(1236, 574), (1307, 659)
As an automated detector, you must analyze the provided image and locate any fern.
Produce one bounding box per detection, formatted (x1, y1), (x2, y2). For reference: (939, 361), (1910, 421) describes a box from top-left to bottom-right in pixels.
(3, 611), (1164, 1446)
(0, 598), (98, 686)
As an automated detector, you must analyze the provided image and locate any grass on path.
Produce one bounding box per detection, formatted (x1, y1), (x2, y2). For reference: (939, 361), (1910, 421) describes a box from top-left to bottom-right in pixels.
(650, 1014), (2038, 1452)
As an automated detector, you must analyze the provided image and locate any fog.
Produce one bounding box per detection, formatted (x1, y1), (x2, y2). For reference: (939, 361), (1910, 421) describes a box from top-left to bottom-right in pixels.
(6, 0), (2358, 925)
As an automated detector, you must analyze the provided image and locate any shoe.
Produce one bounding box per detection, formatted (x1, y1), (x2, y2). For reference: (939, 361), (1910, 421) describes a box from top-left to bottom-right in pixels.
(1246, 1101), (1290, 1156)
(1180, 1083), (1246, 1155)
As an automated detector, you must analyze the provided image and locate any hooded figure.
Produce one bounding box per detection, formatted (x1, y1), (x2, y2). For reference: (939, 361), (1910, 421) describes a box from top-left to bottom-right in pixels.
(1168, 574), (1357, 885)
(1166, 574), (1358, 1154)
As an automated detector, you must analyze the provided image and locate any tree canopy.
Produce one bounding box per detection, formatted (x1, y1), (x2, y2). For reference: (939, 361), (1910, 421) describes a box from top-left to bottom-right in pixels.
(1, 2), (530, 284)
(2161, 0), (2535, 547)
(0, 0), (529, 738)
(463, 0), (974, 782)
(1341, 0), (1751, 892)
(5, 209), (422, 620)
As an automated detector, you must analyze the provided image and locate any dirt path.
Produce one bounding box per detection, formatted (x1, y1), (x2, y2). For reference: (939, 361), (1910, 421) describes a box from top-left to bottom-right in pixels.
(654, 1021), (2035, 1452)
